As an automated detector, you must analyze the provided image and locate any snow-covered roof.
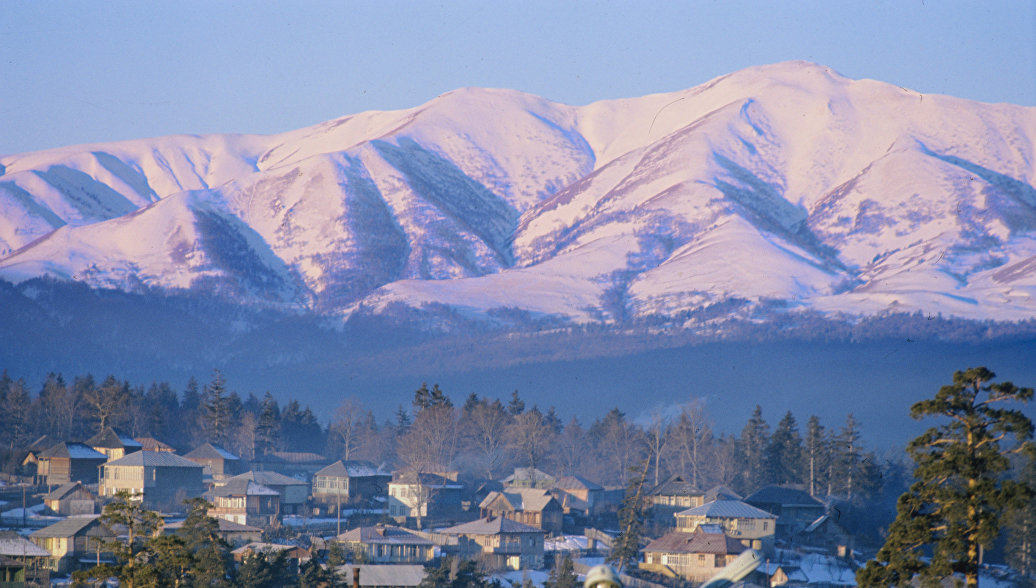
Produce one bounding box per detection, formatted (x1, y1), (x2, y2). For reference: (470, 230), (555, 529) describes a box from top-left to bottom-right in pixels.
(40, 442), (106, 460)
(211, 479), (279, 497)
(104, 451), (203, 468)
(337, 564), (426, 587)
(86, 427), (143, 449)
(553, 475), (602, 491)
(440, 516), (545, 536)
(337, 525), (432, 546)
(0, 531), (50, 557)
(677, 499), (776, 520)
(480, 489), (557, 512)
(315, 460), (389, 478)
(183, 442), (240, 461)
(30, 515), (108, 538)
(223, 470), (308, 487)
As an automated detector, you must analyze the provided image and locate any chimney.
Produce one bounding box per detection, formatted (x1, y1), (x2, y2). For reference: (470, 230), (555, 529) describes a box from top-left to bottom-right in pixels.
(353, 566), (360, 588)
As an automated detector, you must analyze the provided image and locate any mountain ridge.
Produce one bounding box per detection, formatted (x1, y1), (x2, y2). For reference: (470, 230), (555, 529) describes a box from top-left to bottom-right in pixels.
(2, 61), (1036, 327)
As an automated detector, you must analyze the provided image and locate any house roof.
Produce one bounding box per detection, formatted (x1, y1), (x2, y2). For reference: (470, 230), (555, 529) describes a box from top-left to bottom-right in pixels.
(104, 451), (204, 468)
(30, 515), (109, 538)
(0, 531), (50, 557)
(677, 500), (776, 520)
(210, 479), (280, 497)
(86, 427), (143, 450)
(43, 481), (92, 501)
(183, 442), (240, 461)
(644, 529), (748, 556)
(268, 451), (328, 464)
(554, 475), (602, 491)
(232, 542), (310, 557)
(391, 472), (462, 488)
(135, 437), (175, 452)
(480, 489), (556, 512)
(650, 474), (703, 497)
(223, 470), (307, 487)
(337, 526), (433, 546)
(745, 485), (826, 509)
(315, 460), (388, 478)
(704, 485), (742, 502)
(337, 564), (426, 587)
(440, 516), (545, 536)
(39, 442), (106, 460)
(502, 467), (555, 485)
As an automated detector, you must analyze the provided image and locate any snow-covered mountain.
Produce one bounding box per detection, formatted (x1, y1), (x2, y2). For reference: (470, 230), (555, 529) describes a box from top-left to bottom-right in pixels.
(3, 61), (1036, 326)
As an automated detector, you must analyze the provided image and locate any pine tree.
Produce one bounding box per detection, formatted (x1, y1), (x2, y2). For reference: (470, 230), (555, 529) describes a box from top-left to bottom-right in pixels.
(608, 459), (651, 573)
(255, 391), (280, 457)
(858, 367), (1035, 588)
(201, 369), (231, 446)
(507, 389), (525, 415)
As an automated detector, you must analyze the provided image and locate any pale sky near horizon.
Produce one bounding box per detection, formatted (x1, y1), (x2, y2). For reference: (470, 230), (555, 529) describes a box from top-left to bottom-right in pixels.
(2, 1), (1033, 155)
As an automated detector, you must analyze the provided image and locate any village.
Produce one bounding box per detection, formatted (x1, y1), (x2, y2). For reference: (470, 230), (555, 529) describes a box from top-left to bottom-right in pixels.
(0, 423), (879, 588)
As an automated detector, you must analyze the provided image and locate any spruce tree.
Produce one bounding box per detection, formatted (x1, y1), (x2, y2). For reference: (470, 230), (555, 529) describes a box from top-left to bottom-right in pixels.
(738, 405), (770, 493)
(857, 367), (1035, 588)
(804, 415), (827, 496)
(608, 459), (651, 573)
(766, 411), (804, 485)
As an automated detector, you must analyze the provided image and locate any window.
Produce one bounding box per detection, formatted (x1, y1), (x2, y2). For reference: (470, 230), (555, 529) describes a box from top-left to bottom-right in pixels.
(762, 521), (768, 531)
(698, 554), (706, 565)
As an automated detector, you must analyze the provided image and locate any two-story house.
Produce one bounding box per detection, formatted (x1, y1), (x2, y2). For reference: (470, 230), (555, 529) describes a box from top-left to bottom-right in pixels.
(36, 442), (107, 487)
(220, 470), (309, 515)
(648, 475), (706, 523)
(479, 489), (563, 534)
(388, 472), (464, 523)
(207, 478), (281, 527)
(183, 443), (243, 481)
(99, 451), (205, 511)
(312, 460), (392, 508)
(336, 525), (436, 564)
(29, 516), (114, 574)
(675, 500), (777, 555)
(641, 524), (748, 583)
(438, 516), (546, 570)
(86, 427), (143, 462)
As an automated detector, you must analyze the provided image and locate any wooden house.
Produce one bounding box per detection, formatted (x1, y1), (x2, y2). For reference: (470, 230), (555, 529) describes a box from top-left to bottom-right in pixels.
(135, 437), (176, 453)
(336, 564), (427, 588)
(86, 427), (143, 461)
(438, 516), (546, 570)
(99, 451), (204, 511)
(183, 442), (243, 481)
(207, 478), (281, 527)
(36, 442), (107, 486)
(42, 481), (96, 516)
(479, 489), (563, 533)
(220, 470), (309, 515)
(336, 525), (436, 564)
(164, 517), (262, 547)
(550, 475), (604, 517)
(675, 499), (777, 555)
(251, 451), (330, 479)
(744, 485), (827, 539)
(29, 516), (114, 574)
(501, 467), (555, 489)
(312, 460), (392, 507)
(0, 531), (51, 586)
(648, 474), (706, 522)
(387, 472), (464, 522)
(641, 525), (748, 583)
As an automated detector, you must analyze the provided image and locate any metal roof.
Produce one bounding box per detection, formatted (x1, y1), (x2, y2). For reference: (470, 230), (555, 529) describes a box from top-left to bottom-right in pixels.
(677, 499), (777, 520)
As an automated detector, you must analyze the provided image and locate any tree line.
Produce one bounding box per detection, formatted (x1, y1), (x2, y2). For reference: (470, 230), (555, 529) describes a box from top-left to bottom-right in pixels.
(0, 368), (892, 503)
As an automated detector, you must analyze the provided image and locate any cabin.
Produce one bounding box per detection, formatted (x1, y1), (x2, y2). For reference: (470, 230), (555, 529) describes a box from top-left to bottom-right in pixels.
(36, 442), (107, 487)
(388, 472), (464, 522)
(501, 467), (555, 489)
(42, 481), (97, 516)
(0, 531), (51, 586)
(551, 475), (604, 517)
(30, 516), (114, 574)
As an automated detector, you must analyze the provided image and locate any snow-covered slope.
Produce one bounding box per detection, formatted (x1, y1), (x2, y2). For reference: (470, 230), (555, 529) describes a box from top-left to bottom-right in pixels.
(2, 61), (1035, 325)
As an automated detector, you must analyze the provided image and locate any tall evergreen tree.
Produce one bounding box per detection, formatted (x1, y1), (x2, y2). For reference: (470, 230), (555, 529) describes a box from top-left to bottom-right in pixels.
(766, 411), (804, 485)
(1005, 455), (1036, 578)
(804, 415), (827, 496)
(608, 459), (651, 573)
(507, 389), (525, 415)
(255, 391), (280, 456)
(201, 369), (231, 446)
(858, 367), (1035, 588)
(738, 405), (770, 493)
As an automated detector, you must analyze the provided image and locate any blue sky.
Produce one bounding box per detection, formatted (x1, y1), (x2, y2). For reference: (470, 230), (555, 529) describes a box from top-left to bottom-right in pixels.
(2, 1), (1033, 155)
